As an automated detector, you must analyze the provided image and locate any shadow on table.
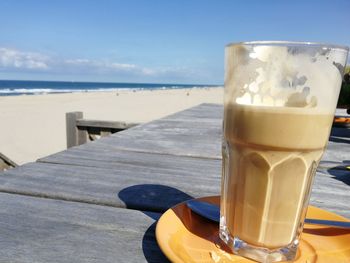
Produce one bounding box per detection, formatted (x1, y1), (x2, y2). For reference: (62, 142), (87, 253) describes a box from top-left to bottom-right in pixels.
(329, 136), (350, 144)
(327, 160), (350, 186)
(329, 128), (350, 144)
(118, 184), (193, 263)
(118, 184), (193, 213)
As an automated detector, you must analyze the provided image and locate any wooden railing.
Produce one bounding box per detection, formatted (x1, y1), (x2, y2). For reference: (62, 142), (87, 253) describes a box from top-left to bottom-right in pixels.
(66, 112), (139, 148)
(0, 152), (17, 171)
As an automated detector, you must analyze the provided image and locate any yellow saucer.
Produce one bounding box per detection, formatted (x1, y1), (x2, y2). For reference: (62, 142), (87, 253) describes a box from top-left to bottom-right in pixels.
(156, 196), (350, 262)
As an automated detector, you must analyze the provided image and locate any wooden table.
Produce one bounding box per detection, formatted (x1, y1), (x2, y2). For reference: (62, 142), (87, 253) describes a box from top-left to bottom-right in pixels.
(0, 103), (349, 262)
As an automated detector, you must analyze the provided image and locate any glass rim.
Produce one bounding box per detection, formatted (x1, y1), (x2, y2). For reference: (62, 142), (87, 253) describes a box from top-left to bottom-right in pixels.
(226, 41), (349, 52)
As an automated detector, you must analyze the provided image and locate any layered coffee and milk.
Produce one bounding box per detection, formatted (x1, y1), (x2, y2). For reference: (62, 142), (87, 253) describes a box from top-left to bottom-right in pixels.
(220, 43), (347, 258)
(221, 103), (333, 248)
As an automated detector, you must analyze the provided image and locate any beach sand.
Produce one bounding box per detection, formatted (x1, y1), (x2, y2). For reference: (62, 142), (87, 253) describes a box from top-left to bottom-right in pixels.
(0, 87), (224, 165)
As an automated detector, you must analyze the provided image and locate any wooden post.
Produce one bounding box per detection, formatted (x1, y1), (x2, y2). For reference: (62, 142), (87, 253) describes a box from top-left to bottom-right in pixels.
(66, 112), (87, 148)
(0, 159), (7, 171)
(0, 152), (18, 171)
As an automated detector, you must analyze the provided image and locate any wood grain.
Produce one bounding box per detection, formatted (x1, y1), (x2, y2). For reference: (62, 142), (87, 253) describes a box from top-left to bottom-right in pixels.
(0, 192), (167, 263)
(0, 159), (221, 212)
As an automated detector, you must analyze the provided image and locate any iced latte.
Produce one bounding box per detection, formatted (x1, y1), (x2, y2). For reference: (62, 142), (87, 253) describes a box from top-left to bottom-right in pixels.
(220, 42), (348, 262)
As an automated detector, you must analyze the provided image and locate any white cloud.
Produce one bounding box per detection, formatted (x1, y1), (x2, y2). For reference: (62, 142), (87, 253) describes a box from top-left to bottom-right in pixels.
(62, 58), (142, 74)
(64, 58), (91, 65)
(0, 47), (202, 82)
(0, 48), (49, 70)
(109, 62), (137, 70)
(0, 48), (146, 74)
(141, 68), (156, 75)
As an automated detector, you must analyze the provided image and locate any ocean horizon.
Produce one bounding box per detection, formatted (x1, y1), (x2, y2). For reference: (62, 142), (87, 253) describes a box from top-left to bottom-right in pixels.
(0, 80), (222, 96)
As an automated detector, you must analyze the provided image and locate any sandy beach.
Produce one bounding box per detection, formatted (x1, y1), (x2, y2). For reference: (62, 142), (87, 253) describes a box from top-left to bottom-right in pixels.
(0, 87), (224, 165)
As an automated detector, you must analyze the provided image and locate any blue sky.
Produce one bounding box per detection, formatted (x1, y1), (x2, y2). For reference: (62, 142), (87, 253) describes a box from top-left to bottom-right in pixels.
(0, 0), (349, 84)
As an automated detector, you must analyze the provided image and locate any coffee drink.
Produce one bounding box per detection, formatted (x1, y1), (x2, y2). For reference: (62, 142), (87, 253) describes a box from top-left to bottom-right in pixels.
(221, 103), (333, 248)
(220, 41), (348, 262)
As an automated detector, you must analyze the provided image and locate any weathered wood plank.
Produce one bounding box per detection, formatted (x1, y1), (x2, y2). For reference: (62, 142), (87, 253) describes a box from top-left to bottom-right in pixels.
(1, 157), (349, 218)
(163, 103), (223, 121)
(310, 170), (350, 217)
(322, 140), (350, 162)
(39, 147), (221, 176)
(0, 159), (221, 212)
(0, 192), (167, 263)
(72, 135), (220, 159)
(87, 119), (222, 159)
(121, 118), (222, 135)
(76, 119), (139, 130)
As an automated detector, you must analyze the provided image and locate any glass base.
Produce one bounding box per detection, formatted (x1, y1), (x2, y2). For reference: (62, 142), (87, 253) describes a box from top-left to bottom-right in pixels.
(219, 221), (298, 263)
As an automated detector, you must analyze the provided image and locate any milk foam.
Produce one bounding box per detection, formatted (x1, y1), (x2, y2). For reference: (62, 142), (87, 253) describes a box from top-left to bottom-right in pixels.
(225, 44), (346, 110)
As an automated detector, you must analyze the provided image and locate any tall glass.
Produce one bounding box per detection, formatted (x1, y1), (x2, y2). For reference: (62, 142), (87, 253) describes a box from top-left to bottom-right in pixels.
(220, 41), (348, 262)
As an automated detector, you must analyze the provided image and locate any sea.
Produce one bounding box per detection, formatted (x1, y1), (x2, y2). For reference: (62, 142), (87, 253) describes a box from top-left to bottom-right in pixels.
(0, 80), (221, 96)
